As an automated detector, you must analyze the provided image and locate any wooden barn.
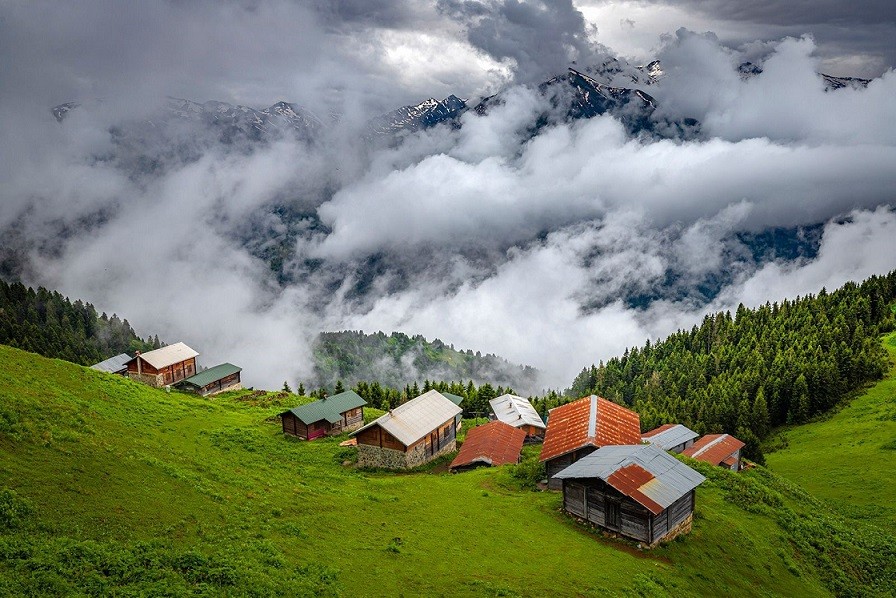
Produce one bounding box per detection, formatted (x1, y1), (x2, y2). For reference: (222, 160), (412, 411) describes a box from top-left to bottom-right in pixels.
(489, 394), (546, 438)
(352, 390), (462, 469)
(554, 444), (705, 546)
(683, 434), (745, 471)
(540, 395), (641, 489)
(90, 353), (131, 376)
(125, 343), (198, 388)
(450, 421), (526, 472)
(280, 390), (367, 440)
(175, 363), (242, 396)
(641, 424), (699, 454)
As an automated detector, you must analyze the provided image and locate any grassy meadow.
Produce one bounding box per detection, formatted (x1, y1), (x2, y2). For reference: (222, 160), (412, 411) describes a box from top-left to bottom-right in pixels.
(0, 344), (893, 596)
(765, 332), (896, 533)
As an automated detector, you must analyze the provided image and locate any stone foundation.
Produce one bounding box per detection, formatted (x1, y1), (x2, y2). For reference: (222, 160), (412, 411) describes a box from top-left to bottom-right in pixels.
(358, 439), (456, 469)
(650, 513), (693, 547)
(128, 372), (164, 387)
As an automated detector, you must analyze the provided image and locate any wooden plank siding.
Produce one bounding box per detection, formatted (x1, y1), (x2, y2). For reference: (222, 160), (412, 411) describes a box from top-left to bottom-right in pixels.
(127, 357), (197, 387)
(546, 446), (596, 489)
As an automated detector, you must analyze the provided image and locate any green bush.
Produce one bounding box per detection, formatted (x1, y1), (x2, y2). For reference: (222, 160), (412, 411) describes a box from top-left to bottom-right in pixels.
(0, 489), (33, 530)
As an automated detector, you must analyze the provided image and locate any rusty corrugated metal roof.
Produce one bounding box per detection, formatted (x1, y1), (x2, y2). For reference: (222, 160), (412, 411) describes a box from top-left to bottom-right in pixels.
(553, 444), (705, 512)
(641, 423), (675, 438)
(450, 421), (526, 470)
(682, 434), (745, 465)
(539, 395), (641, 463)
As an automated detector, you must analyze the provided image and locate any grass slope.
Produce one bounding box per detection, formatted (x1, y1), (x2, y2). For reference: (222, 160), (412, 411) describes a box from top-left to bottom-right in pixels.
(765, 332), (896, 532)
(0, 345), (892, 596)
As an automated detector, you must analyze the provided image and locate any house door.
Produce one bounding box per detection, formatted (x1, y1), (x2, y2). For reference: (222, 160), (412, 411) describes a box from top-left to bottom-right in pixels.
(308, 421), (326, 440)
(605, 499), (621, 530)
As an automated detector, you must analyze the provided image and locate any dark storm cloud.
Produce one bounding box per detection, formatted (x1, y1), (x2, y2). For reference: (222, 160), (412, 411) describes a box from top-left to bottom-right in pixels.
(437, 0), (609, 83)
(653, 0), (896, 27)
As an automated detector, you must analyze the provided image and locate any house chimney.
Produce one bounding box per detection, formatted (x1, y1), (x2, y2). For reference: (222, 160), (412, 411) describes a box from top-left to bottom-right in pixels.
(135, 351), (142, 376)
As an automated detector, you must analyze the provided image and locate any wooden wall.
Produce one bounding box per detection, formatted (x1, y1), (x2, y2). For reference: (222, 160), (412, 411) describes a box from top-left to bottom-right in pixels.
(356, 425), (406, 452)
(546, 446), (596, 489)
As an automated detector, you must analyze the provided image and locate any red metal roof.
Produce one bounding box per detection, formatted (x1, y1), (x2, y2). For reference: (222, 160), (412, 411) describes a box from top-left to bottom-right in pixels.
(641, 423), (676, 438)
(682, 434), (745, 466)
(539, 396), (641, 463)
(606, 463), (664, 515)
(450, 421), (526, 470)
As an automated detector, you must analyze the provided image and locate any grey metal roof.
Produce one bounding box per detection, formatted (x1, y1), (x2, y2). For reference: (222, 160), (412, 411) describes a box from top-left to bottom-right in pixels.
(352, 389), (462, 446)
(90, 353), (131, 373)
(553, 444), (705, 510)
(642, 424), (698, 451)
(130, 342), (198, 369)
(283, 390), (367, 425)
(489, 394), (545, 429)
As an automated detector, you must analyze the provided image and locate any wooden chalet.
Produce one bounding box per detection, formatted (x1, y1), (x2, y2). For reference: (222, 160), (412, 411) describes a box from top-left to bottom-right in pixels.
(489, 394), (546, 438)
(682, 434), (745, 471)
(125, 342), (198, 388)
(352, 390), (462, 469)
(90, 353), (131, 376)
(280, 390), (367, 440)
(540, 395), (641, 489)
(450, 421), (526, 472)
(555, 444), (705, 546)
(174, 363), (242, 396)
(641, 424), (699, 454)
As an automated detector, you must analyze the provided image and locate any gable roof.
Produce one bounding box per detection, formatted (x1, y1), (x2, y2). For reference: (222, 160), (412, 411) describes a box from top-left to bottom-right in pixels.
(489, 394), (545, 430)
(682, 434), (745, 465)
(90, 353), (131, 373)
(642, 424), (699, 451)
(441, 392), (464, 406)
(129, 342), (198, 370)
(450, 421), (526, 470)
(282, 390), (367, 425)
(177, 363), (241, 389)
(539, 395), (641, 462)
(351, 389), (462, 446)
(554, 444), (706, 515)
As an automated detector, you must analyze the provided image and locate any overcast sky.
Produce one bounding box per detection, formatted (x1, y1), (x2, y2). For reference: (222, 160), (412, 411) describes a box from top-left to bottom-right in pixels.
(1, 1), (895, 390)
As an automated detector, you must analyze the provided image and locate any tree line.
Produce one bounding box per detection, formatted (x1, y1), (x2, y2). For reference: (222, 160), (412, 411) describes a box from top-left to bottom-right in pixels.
(0, 280), (158, 366)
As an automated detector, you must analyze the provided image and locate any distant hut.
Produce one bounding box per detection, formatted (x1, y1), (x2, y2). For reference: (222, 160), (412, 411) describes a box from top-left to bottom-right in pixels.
(683, 434), (745, 471)
(352, 390), (462, 469)
(450, 421), (526, 472)
(641, 424), (699, 454)
(280, 390), (367, 440)
(125, 342), (198, 387)
(489, 394), (546, 438)
(90, 353), (131, 376)
(540, 395), (641, 489)
(174, 363), (242, 396)
(554, 444), (706, 546)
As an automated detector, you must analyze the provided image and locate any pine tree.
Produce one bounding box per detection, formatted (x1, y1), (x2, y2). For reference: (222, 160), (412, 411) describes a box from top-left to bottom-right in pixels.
(282, 381), (292, 393)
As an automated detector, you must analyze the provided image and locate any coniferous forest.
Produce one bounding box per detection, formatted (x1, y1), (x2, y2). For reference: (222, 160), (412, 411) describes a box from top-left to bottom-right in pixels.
(559, 271), (896, 462)
(0, 280), (158, 366)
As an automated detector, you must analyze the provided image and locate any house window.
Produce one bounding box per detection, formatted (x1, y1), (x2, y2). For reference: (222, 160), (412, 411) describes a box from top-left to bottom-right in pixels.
(443, 425), (451, 439)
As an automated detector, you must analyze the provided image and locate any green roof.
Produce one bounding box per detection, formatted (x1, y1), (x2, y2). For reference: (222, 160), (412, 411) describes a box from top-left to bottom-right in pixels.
(442, 392), (464, 406)
(177, 363), (241, 389)
(282, 390), (367, 425)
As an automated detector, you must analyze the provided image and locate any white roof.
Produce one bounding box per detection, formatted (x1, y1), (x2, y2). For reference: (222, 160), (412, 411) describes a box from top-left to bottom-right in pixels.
(353, 389), (462, 446)
(134, 342), (198, 369)
(489, 394), (545, 430)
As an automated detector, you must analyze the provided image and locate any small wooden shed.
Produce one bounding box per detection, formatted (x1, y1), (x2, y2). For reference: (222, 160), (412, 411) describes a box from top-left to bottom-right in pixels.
(352, 390), (462, 469)
(450, 421), (526, 472)
(554, 444), (706, 546)
(280, 390), (367, 440)
(125, 342), (198, 387)
(489, 394), (546, 438)
(540, 395), (641, 489)
(175, 363), (242, 396)
(641, 424), (699, 454)
(682, 434), (745, 471)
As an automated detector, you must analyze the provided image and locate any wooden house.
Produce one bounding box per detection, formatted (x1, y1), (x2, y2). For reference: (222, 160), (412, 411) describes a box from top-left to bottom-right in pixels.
(450, 421), (526, 472)
(554, 444), (705, 546)
(489, 394), (546, 438)
(174, 363), (242, 396)
(352, 390), (462, 469)
(540, 395), (641, 489)
(641, 424), (698, 454)
(280, 390), (367, 440)
(125, 343), (198, 387)
(682, 434), (745, 471)
(90, 353), (131, 376)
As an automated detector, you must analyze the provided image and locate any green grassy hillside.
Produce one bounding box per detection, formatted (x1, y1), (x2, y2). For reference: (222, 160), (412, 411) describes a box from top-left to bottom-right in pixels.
(0, 344), (893, 596)
(765, 332), (896, 533)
